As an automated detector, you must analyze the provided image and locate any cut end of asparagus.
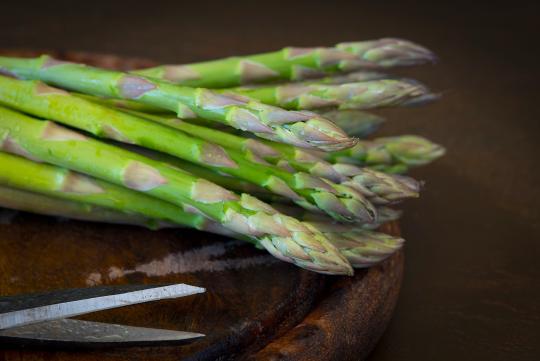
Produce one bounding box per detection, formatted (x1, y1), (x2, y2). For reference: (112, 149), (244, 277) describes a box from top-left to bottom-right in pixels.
(337, 38), (437, 68)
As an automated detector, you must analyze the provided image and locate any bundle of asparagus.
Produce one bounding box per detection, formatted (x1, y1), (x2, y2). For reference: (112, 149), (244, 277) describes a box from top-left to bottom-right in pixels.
(0, 38), (444, 275)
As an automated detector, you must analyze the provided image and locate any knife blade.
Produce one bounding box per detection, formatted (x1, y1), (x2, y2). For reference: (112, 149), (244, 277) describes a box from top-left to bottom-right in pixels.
(0, 284), (205, 330)
(0, 319), (204, 347)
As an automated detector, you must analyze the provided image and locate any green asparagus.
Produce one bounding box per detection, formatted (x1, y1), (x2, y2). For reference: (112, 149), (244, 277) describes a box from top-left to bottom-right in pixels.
(0, 185), (158, 228)
(225, 79), (437, 110)
(111, 109), (419, 205)
(301, 71), (390, 85)
(0, 57), (354, 151)
(0, 152), (209, 230)
(0, 106), (353, 275)
(315, 135), (446, 173)
(273, 203), (402, 230)
(318, 109), (385, 138)
(119, 108), (346, 183)
(0, 77), (377, 223)
(133, 38), (435, 88)
(0, 184), (401, 268)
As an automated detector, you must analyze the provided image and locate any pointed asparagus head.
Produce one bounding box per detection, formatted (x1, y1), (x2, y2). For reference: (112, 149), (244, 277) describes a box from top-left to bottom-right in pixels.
(214, 94), (356, 151)
(378, 135), (446, 166)
(336, 165), (421, 205)
(258, 107), (356, 151)
(293, 173), (377, 224)
(337, 38), (437, 67)
(320, 109), (385, 138)
(226, 194), (354, 275)
(337, 79), (436, 110)
(324, 229), (404, 268)
(259, 218), (354, 275)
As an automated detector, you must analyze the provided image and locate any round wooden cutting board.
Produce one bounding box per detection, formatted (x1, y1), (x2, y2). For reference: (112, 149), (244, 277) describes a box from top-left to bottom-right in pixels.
(0, 51), (404, 361)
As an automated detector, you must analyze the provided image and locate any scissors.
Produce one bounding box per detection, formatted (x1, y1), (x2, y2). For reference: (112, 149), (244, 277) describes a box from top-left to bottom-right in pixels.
(0, 283), (205, 348)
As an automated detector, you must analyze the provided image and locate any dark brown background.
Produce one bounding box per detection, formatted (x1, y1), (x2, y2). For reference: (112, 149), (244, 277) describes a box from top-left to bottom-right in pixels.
(1, 0), (539, 360)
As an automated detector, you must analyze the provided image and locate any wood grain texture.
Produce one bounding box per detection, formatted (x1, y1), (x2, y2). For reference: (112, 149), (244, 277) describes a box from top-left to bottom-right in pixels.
(0, 50), (403, 360)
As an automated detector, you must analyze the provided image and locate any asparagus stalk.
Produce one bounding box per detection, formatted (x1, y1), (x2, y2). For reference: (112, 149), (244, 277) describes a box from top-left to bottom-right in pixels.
(273, 203), (402, 230)
(318, 109), (385, 138)
(302, 71), (390, 85)
(76, 93), (168, 113)
(333, 164), (420, 205)
(119, 144), (280, 202)
(109, 109), (419, 205)
(0, 77), (376, 223)
(254, 137), (420, 203)
(0, 185), (160, 228)
(0, 152), (211, 231)
(224, 79), (437, 111)
(0, 57), (354, 151)
(310, 226), (404, 268)
(79, 73), (388, 107)
(0, 106), (353, 275)
(319, 135), (446, 173)
(110, 104), (383, 139)
(133, 38), (435, 88)
(0, 184), (401, 268)
(119, 108), (346, 183)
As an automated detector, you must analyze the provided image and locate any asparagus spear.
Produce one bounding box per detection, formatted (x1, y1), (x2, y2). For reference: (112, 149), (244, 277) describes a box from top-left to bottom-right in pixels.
(0, 184), (401, 268)
(319, 109), (385, 138)
(76, 93), (168, 113)
(309, 226), (404, 268)
(118, 144), (281, 202)
(118, 108), (345, 183)
(224, 79), (437, 111)
(333, 164), (420, 205)
(0, 106), (353, 275)
(133, 38), (435, 88)
(0, 151), (399, 269)
(0, 77), (376, 223)
(0, 152), (210, 231)
(109, 109), (419, 205)
(302, 71), (390, 85)
(0, 57), (354, 151)
(0, 185), (157, 227)
(319, 135), (446, 173)
(272, 203), (402, 230)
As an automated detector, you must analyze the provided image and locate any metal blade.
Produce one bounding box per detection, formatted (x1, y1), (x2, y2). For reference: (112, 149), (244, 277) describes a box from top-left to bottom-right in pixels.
(0, 284), (205, 330)
(0, 319), (204, 348)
